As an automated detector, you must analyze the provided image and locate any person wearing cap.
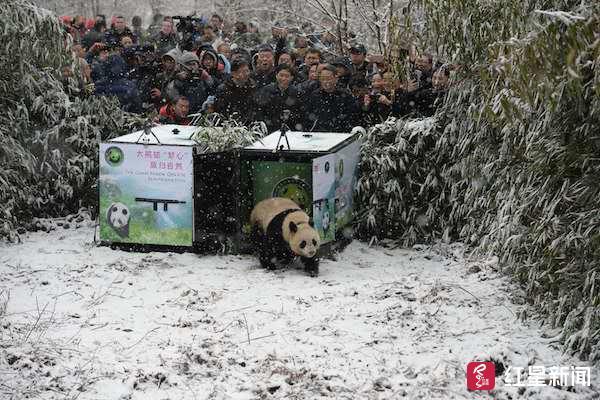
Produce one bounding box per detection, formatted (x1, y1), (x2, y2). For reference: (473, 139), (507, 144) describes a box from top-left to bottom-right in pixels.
(349, 44), (370, 81)
(150, 19), (178, 55)
(165, 51), (212, 113)
(304, 64), (359, 132)
(331, 57), (353, 90)
(214, 58), (257, 123)
(255, 64), (303, 133)
(251, 44), (276, 89)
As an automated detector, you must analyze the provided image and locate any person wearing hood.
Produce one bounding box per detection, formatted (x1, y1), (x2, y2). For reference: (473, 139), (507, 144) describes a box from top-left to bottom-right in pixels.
(94, 54), (142, 113)
(199, 48), (227, 88)
(165, 51), (213, 113)
(214, 59), (257, 123)
(255, 64), (304, 133)
(215, 42), (232, 62)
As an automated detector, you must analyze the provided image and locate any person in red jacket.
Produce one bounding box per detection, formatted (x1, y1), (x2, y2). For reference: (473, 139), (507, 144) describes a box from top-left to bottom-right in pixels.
(157, 96), (191, 125)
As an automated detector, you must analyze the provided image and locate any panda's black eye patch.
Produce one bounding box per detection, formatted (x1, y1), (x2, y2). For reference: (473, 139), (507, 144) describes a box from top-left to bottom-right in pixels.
(312, 239), (317, 246)
(112, 207), (118, 213)
(300, 241), (306, 249)
(122, 209), (128, 215)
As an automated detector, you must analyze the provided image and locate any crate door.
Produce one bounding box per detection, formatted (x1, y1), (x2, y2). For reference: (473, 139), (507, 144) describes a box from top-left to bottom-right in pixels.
(193, 151), (240, 244)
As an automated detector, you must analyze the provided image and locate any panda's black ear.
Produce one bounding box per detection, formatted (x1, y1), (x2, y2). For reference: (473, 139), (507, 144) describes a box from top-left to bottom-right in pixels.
(308, 219), (314, 227)
(289, 221), (298, 233)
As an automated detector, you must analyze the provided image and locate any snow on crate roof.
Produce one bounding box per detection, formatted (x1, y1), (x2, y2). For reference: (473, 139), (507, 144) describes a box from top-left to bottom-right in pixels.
(109, 124), (198, 146)
(246, 130), (354, 152)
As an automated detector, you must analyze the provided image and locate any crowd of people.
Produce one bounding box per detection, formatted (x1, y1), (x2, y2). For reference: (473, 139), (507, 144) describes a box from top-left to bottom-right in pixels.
(60, 13), (453, 132)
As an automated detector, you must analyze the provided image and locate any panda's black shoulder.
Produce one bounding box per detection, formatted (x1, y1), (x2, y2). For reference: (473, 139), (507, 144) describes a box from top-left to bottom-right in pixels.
(265, 211), (289, 243)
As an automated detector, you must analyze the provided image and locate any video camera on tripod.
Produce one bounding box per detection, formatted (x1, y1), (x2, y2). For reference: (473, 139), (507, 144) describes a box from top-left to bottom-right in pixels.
(172, 15), (206, 51)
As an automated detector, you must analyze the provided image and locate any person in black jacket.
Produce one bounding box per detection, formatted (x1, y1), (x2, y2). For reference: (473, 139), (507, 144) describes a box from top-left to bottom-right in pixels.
(214, 59), (257, 123)
(251, 44), (276, 89)
(304, 64), (359, 132)
(255, 64), (304, 132)
(81, 18), (106, 50)
(105, 16), (136, 48)
(165, 52), (213, 113)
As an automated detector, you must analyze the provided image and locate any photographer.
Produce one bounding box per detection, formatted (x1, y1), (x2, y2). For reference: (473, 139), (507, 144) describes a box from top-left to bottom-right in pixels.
(362, 73), (394, 123)
(145, 49), (180, 110)
(255, 64), (303, 133)
(172, 15), (205, 51)
(165, 51), (212, 113)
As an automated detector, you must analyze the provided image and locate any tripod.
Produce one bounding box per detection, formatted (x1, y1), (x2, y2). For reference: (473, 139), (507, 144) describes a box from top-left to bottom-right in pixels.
(274, 109), (292, 152)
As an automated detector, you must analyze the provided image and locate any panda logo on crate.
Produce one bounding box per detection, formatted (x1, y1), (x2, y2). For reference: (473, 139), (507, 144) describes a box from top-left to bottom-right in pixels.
(106, 202), (130, 238)
(321, 205), (331, 234)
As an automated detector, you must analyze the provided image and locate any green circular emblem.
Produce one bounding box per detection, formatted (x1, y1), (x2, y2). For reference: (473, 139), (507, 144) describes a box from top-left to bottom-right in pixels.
(272, 177), (311, 212)
(105, 146), (124, 166)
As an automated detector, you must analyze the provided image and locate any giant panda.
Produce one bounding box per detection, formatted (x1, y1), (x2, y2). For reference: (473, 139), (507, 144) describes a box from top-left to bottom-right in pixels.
(321, 205), (331, 234)
(106, 202), (130, 238)
(250, 197), (321, 276)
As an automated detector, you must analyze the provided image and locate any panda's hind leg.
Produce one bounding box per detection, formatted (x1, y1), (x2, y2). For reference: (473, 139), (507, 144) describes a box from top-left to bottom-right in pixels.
(251, 224), (277, 270)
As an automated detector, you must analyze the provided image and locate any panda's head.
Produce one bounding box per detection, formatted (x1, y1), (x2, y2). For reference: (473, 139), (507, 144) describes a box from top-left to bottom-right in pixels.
(287, 220), (320, 258)
(106, 202), (130, 236)
(322, 208), (330, 232)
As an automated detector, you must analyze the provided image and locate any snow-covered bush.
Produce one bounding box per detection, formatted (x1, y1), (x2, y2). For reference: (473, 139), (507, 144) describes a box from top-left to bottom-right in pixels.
(355, 117), (458, 246)
(0, 0), (144, 241)
(190, 119), (267, 153)
(358, 0), (599, 362)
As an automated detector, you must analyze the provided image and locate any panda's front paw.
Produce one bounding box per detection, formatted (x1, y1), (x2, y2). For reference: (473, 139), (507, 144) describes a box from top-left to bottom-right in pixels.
(301, 257), (319, 277)
(259, 255), (277, 270)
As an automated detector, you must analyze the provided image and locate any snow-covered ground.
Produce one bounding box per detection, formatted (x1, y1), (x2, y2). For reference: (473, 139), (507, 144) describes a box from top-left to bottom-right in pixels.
(0, 221), (598, 399)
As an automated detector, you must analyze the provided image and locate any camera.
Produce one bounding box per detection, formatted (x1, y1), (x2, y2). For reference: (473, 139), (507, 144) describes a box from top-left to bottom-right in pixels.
(172, 15), (206, 51)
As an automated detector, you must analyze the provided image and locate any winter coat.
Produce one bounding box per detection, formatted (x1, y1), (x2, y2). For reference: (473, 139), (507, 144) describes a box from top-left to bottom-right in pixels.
(296, 79), (319, 101)
(363, 90), (394, 124)
(94, 55), (142, 114)
(81, 29), (104, 50)
(304, 88), (359, 132)
(150, 31), (178, 55)
(200, 49), (227, 88)
(165, 75), (212, 114)
(104, 27), (136, 47)
(255, 83), (304, 133)
(251, 69), (276, 90)
(214, 77), (257, 123)
(158, 104), (191, 125)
